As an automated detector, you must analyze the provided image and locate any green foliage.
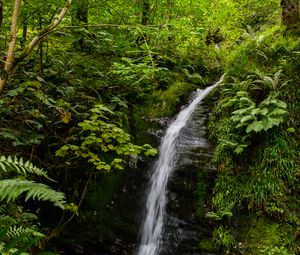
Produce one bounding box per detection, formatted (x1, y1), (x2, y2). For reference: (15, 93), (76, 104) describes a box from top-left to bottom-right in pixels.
(56, 104), (157, 171)
(259, 246), (294, 255)
(208, 174), (245, 220)
(230, 90), (287, 134)
(0, 204), (50, 255)
(0, 155), (65, 254)
(147, 81), (196, 117)
(206, 15), (299, 253)
(0, 155), (65, 208)
(0, 179), (65, 209)
(1, 0), (299, 253)
(212, 225), (235, 251)
(109, 43), (176, 103)
(0, 155), (51, 180)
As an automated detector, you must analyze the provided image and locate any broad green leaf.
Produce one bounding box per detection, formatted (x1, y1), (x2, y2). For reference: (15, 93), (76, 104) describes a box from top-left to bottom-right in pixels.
(269, 108), (287, 116)
(246, 121), (264, 133)
(240, 115), (253, 123)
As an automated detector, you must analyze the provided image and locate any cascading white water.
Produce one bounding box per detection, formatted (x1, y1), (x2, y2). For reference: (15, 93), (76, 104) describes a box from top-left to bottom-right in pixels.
(136, 75), (225, 255)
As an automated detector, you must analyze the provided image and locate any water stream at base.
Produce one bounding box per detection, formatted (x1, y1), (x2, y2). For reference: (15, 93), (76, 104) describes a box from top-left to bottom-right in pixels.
(136, 76), (225, 255)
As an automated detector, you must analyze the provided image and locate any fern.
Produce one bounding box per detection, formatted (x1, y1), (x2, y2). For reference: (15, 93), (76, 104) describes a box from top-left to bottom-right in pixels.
(7, 226), (43, 240)
(0, 179), (65, 209)
(5, 225), (44, 252)
(0, 225), (44, 255)
(0, 215), (16, 240)
(0, 156), (52, 180)
(231, 91), (287, 133)
(0, 156), (64, 254)
(0, 208), (54, 255)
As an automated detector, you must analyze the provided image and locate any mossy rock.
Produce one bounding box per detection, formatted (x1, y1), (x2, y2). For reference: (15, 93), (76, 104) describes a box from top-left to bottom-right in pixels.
(236, 214), (286, 255)
(199, 239), (215, 252)
(147, 81), (197, 118)
(131, 80), (198, 145)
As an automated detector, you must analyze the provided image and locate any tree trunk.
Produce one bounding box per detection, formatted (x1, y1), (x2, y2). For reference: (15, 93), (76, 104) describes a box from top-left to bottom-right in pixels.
(142, 0), (150, 25)
(0, 1), (3, 27)
(72, 0), (89, 49)
(20, 22), (27, 47)
(281, 0), (300, 30)
(0, 0), (73, 93)
(39, 17), (44, 75)
(73, 0), (88, 25)
(0, 0), (21, 93)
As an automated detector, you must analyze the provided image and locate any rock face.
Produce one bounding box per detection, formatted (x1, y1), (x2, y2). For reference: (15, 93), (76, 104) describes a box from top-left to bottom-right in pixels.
(158, 99), (215, 254)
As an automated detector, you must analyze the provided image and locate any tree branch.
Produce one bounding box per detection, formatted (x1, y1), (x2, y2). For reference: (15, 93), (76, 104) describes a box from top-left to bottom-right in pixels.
(0, 0), (21, 93)
(14, 0), (72, 68)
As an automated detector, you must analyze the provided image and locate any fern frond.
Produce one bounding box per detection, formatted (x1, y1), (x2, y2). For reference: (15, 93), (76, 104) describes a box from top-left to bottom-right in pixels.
(7, 225), (44, 240)
(0, 179), (65, 209)
(0, 242), (5, 253)
(0, 215), (16, 240)
(0, 156), (52, 181)
(4, 225), (44, 254)
(0, 205), (6, 214)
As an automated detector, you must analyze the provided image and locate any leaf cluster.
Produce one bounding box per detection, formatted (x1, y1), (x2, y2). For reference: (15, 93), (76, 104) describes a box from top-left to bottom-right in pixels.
(56, 104), (157, 171)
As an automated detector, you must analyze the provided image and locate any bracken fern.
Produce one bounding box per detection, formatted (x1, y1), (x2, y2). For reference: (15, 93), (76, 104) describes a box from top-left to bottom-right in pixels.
(0, 155), (52, 180)
(0, 155), (64, 254)
(0, 179), (65, 209)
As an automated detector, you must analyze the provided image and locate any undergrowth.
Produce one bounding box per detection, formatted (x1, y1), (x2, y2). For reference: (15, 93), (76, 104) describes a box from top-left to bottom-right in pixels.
(207, 25), (300, 254)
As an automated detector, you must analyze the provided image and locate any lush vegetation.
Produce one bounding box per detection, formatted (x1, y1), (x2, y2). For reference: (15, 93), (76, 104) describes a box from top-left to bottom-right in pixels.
(0, 0), (299, 254)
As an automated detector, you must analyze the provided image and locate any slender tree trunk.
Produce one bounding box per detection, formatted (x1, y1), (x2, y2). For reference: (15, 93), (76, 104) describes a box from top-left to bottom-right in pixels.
(0, 0), (21, 93)
(20, 22), (27, 47)
(142, 0), (150, 25)
(74, 0), (88, 24)
(72, 0), (89, 49)
(39, 17), (44, 74)
(0, 0), (72, 93)
(0, 1), (3, 27)
(281, 0), (300, 29)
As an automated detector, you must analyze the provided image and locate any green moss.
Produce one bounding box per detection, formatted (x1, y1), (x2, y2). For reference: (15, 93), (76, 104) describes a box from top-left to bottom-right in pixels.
(147, 81), (197, 118)
(235, 214), (298, 255)
(245, 218), (280, 253)
(199, 239), (215, 251)
(132, 80), (197, 145)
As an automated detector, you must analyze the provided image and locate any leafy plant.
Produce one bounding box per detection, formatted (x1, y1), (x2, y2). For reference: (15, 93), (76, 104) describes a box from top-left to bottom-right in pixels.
(56, 104), (157, 171)
(230, 91), (287, 133)
(0, 156), (65, 254)
(111, 55), (171, 96)
(0, 156), (51, 180)
(0, 156), (65, 208)
(259, 245), (294, 255)
(0, 209), (45, 255)
(212, 225), (235, 252)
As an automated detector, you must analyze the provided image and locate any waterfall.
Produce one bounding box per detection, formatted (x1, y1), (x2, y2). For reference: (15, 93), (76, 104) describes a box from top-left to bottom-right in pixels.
(136, 75), (225, 255)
